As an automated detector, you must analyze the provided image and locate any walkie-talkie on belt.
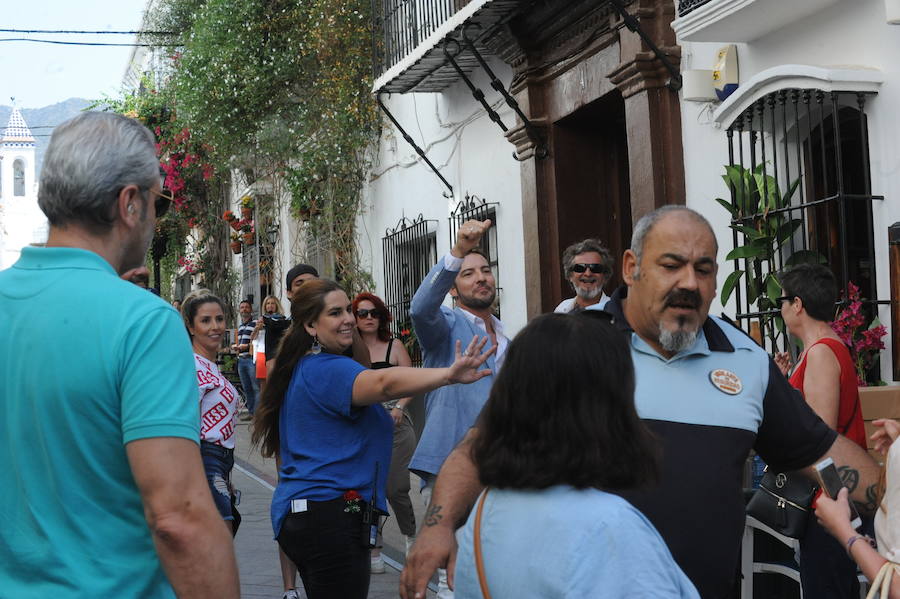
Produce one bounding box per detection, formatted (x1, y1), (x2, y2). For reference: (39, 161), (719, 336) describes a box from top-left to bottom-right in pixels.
(361, 461), (381, 548)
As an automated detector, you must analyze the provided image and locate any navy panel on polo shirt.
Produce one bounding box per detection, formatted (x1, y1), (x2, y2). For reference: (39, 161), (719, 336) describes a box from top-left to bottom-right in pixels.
(605, 287), (835, 599)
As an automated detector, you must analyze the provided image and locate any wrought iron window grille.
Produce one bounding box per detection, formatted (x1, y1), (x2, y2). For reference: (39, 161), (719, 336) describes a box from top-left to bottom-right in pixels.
(382, 214), (439, 365)
(448, 194), (502, 317)
(723, 88), (885, 357)
(677, 0), (713, 17)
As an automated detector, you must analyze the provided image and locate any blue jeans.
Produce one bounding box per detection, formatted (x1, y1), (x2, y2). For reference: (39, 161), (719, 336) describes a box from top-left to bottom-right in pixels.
(201, 441), (235, 521)
(237, 356), (259, 413)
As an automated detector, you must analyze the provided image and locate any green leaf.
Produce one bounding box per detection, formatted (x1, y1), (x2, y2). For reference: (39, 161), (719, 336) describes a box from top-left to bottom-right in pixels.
(726, 243), (769, 261)
(715, 197), (738, 217)
(785, 250), (827, 266)
(780, 176), (801, 207)
(731, 224), (765, 240)
(765, 273), (782, 303)
(747, 276), (760, 305)
(720, 270), (744, 306)
(775, 219), (802, 246)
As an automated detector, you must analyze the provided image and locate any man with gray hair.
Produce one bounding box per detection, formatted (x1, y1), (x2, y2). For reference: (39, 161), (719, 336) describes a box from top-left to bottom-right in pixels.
(554, 238), (614, 313)
(402, 205), (878, 599)
(0, 112), (239, 597)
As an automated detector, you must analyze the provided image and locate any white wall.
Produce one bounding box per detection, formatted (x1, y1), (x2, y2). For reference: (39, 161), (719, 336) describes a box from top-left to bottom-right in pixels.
(678, 0), (900, 379)
(359, 57), (528, 335)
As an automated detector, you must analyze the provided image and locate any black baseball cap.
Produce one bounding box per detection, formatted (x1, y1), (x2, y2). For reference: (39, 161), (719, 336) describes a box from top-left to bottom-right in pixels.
(285, 264), (319, 289)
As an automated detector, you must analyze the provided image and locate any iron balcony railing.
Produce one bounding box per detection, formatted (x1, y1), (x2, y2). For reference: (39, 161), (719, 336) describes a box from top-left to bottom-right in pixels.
(371, 0), (472, 78)
(677, 0), (714, 17)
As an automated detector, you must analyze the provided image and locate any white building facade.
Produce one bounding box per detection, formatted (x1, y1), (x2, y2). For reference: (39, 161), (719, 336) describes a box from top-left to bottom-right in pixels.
(361, 0), (900, 383)
(0, 106), (46, 270)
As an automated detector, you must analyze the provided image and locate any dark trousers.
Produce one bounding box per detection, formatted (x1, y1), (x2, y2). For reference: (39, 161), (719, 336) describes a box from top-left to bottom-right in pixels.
(277, 498), (370, 599)
(800, 515), (867, 598)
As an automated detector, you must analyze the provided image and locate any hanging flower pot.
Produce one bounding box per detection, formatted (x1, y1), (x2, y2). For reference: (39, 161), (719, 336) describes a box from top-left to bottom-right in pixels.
(240, 206), (253, 219)
(229, 220), (242, 231)
(242, 231), (255, 245)
(230, 241), (242, 255)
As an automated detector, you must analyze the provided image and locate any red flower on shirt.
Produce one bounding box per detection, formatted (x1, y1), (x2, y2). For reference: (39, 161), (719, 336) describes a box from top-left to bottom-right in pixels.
(344, 490), (362, 513)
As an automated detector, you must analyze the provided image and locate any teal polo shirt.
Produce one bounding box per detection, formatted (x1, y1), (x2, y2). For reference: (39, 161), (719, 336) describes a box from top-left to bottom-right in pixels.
(0, 247), (199, 598)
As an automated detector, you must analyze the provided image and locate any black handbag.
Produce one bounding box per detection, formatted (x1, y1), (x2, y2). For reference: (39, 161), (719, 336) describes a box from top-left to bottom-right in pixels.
(746, 468), (818, 538)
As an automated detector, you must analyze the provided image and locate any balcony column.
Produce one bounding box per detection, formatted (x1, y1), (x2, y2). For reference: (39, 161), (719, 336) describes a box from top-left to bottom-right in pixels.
(609, 0), (685, 220)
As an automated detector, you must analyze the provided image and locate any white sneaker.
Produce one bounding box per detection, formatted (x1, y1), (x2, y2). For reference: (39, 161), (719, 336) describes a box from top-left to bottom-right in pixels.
(282, 590), (301, 599)
(371, 554), (385, 574)
(405, 535), (416, 557)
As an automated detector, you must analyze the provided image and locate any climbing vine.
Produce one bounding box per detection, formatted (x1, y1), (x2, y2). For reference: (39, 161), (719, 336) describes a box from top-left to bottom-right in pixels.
(133, 0), (381, 294)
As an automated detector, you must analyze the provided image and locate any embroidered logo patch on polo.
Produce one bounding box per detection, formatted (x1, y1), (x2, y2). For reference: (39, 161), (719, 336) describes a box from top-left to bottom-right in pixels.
(709, 369), (742, 395)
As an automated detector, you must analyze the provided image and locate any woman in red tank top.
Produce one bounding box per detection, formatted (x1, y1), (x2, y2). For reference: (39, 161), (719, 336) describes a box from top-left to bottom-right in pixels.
(777, 264), (868, 599)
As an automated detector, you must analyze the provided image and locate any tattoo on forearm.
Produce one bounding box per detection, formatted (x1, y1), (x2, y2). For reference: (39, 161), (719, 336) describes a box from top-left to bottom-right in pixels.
(863, 484), (879, 513)
(838, 466), (860, 493)
(424, 504), (444, 527)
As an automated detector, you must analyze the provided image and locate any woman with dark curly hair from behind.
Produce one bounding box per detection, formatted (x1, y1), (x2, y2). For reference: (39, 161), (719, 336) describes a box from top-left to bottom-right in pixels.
(454, 312), (699, 598)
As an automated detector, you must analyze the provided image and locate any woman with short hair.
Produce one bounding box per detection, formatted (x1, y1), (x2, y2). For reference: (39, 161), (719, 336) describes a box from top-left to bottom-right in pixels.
(777, 264), (868, 599)
(454, 312), (698, 598)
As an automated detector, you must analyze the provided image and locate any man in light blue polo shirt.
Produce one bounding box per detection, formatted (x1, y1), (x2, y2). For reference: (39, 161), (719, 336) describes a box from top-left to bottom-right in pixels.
(402, 206), (879, 599)
(0, 112), (238, 598)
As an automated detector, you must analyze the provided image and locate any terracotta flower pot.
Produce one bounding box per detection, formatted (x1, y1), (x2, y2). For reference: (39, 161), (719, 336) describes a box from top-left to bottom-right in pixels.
(242, 232), (255, 245)
(240, 206), (253, 219)
(229, 220), (241, 231)
(230, 241), (242, 255)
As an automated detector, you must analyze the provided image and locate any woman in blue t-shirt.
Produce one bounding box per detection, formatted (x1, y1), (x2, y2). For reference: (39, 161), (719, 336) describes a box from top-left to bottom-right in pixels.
(453, 312), (700, 599)
(252, 278), (494, 599)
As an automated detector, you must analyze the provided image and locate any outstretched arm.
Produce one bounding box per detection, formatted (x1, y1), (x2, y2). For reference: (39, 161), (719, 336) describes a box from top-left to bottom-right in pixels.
(352, 337), (495, 406)
(800, 433), (880, 513)
(401, 428), (484, 599)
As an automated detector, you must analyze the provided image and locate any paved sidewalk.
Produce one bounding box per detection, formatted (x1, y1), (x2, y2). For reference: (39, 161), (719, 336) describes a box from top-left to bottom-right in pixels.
(231, 417), (435, 598)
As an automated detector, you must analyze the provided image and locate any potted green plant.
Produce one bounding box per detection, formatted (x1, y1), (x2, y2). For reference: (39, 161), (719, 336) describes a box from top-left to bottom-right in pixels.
(240, 219), (255, 245)
(716, 163), (821, 344)
(239, 196), (254, 219)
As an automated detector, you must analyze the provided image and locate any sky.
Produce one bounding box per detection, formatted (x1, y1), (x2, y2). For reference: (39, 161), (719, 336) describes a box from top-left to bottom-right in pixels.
(0, 0), (151, 108)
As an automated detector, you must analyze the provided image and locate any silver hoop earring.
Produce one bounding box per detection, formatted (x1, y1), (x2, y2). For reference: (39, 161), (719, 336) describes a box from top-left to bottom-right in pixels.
(310, 335), (322, 355)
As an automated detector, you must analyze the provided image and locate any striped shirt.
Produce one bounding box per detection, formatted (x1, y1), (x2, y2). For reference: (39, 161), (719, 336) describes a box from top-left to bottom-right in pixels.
(237, 319), (256, 358)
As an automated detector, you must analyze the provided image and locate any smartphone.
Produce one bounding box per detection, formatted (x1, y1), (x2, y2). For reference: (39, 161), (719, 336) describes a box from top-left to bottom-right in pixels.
(815, 457), (862, 530)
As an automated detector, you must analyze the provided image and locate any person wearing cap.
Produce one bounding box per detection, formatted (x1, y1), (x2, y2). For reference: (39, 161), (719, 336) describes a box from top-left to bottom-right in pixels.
(554, 238), (614, 314)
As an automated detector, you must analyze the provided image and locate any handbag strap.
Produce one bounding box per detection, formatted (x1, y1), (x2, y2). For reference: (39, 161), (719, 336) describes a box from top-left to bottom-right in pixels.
(473, 489), (492, 599)
(865, 561), (900, 599)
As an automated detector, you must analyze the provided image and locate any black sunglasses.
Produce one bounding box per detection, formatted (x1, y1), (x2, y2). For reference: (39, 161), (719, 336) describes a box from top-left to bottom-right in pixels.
(355, 309), (382, 319)
(776, 295), (796, 304)
(571, 263), (610, 275)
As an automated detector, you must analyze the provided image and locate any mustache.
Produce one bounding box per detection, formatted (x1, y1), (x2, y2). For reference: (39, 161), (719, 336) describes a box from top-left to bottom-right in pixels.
(664, 289), (702, 310)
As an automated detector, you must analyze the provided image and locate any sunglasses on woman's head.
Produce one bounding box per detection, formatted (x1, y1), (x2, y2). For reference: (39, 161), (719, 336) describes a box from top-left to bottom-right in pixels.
(571, 263), (610, 275)
(355, 309), (381, 319)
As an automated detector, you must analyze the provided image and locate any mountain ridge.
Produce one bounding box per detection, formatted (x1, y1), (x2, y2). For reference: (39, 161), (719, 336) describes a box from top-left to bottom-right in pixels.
(0, 98), (94, 177)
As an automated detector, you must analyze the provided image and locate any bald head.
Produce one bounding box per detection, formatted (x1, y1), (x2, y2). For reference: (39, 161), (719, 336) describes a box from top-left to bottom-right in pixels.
(631, 206), (717, 278)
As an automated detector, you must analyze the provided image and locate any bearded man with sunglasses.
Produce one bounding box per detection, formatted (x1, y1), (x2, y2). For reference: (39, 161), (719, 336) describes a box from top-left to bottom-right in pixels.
(0, 112), (238, 598)
(554, 238), (614, 314)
